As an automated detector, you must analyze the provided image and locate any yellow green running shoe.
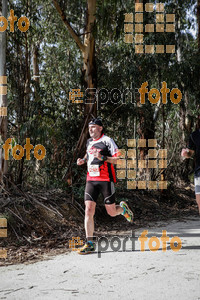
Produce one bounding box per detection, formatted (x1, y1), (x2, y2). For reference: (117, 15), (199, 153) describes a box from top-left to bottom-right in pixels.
(120, 201), (134, 223)
(77, 241), (95, 255)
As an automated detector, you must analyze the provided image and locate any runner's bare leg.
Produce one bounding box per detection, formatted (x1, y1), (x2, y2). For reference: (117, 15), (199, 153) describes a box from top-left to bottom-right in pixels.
(105, 203), (124, 217)
(85, 201), (96, 239)
(196, 194), (200, 214)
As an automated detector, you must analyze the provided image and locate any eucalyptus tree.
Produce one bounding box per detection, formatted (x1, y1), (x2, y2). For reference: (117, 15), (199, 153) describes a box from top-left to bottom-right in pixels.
(0, 0), (8, 184)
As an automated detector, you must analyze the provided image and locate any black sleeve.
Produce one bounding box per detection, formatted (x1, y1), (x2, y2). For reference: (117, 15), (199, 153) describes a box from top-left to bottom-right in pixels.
(188, 134), (196, 151)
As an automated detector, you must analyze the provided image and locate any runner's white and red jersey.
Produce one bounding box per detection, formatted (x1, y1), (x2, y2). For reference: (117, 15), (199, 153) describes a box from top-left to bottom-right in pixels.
(86, 134), (119, 182)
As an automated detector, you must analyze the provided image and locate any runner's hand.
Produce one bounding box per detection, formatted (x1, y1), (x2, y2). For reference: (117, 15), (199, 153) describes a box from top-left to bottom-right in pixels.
(77, 158), (85, 165)
(181, 148), (189, 157)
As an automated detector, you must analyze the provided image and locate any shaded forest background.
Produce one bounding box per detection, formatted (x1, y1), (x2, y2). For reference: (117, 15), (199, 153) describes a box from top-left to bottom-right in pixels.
(0, 0), (200, 264)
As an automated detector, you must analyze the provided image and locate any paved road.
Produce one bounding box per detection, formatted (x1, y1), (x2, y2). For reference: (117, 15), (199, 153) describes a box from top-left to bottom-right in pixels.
(0, 217), (200, 300)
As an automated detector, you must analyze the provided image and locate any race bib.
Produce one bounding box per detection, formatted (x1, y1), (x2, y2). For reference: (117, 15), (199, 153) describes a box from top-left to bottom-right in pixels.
(88, 165), (100, 176)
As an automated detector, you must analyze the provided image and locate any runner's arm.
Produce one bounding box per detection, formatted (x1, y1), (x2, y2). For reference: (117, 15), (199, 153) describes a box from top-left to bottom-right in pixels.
(93, 148), (119, 164)
(104, 156), (118, 164)
(183, 133), (196, 158)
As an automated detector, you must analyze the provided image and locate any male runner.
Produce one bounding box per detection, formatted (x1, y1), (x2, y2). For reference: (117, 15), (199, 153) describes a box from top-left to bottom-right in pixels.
(181, 127), (200, 214)
(76, 118), (133, 254)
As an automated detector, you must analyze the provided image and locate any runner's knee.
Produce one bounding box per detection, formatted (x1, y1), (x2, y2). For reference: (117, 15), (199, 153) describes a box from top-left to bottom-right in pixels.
(85, 204), (95, 217)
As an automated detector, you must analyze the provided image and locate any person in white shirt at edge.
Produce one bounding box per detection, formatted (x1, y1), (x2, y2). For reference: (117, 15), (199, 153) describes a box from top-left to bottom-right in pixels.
(76, 118), (134, 254)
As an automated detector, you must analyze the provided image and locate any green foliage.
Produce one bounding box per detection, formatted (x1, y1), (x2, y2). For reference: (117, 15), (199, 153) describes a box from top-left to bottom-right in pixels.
(5, 0), (200, 188)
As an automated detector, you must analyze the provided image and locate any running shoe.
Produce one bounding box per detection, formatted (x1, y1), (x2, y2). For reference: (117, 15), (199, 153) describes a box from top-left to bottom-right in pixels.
(120, 201), (134, 223)
(77, 241), (95, 255)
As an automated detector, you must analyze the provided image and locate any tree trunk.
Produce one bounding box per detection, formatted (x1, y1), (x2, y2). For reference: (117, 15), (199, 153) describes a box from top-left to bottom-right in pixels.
(175, 5), (193, 181)
(16, 31), (31, 185)
(52, 0), (97, 131)
(135, 0), (156, 182)
(32, 45), (41, 117)
(0, 0), (8, 184)
(33, 45), (40, 85)
(79, 0), (97, 154)
(53, 0), (97, 181)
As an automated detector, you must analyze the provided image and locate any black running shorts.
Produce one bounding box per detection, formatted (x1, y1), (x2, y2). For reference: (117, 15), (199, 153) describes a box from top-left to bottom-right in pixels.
(84, 181), (115, 204)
